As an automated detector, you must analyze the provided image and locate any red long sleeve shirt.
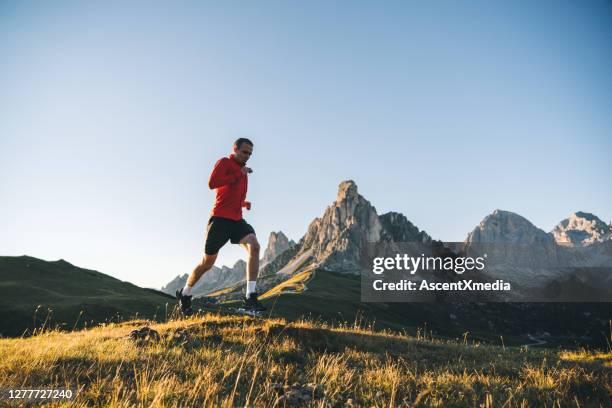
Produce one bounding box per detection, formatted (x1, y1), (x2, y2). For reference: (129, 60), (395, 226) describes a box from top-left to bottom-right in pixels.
(208, 154), (248, 221)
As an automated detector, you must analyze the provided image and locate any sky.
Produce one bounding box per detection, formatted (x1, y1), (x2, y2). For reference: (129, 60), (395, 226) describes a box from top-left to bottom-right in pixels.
(1, 1), (611, 289)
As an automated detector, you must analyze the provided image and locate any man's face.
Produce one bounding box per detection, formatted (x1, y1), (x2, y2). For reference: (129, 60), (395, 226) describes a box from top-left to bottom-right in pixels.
(233, 143), (253, 164)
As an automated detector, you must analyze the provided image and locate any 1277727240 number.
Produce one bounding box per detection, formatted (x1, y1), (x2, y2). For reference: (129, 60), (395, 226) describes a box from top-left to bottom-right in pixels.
(0, 388), (76, 401)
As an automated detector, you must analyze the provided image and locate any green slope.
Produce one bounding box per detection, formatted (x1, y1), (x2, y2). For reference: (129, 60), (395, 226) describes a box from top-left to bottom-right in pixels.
(0, 256), (176, 337)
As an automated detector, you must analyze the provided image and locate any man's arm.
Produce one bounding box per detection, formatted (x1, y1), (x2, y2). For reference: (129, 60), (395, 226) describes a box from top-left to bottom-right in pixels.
(208, 158), (242, 189)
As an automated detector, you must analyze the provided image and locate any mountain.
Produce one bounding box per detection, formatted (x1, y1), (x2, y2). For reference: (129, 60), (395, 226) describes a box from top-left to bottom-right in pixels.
(261, 231), (295, 267)
(463, 208), (560, 270)
(161, 231), (295, 296)
(160, 261), (245, 297)
(160, 273), (190, 295)
(462, 209), (612, 300)
(466, 209), (555, 245)
(0, 256), (174, 337)
(199, 260), (246, 294)
(552, 211), (612, 247)
(295, 180), (431, 274)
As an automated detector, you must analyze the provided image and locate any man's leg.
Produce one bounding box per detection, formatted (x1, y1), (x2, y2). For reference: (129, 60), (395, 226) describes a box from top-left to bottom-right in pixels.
(184, 253), (218, 292)
(239, 233), (260, 295)
(238, 233), (266, 312)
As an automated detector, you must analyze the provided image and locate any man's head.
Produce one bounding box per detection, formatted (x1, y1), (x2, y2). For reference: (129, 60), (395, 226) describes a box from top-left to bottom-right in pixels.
(233, 138), (253, 164)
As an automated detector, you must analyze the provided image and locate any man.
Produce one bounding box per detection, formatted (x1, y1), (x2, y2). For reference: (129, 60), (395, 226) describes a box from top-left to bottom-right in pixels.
(176, 138), (266, 316)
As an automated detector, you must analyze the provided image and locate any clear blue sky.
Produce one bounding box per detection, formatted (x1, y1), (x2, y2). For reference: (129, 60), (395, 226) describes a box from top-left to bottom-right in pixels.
(1, 1), (611, 289)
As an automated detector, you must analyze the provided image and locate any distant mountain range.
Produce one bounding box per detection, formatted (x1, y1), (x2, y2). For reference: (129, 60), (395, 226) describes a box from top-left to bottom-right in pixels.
(163, 180), (611, 300)
(209, 180), (611, 299)
(160, 231), (296, 297)
(466, 208), (612, 248)
(463, 209), (612, 300)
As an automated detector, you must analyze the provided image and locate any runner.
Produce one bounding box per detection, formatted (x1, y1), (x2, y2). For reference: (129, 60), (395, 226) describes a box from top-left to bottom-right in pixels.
(176, 138), (266, 316)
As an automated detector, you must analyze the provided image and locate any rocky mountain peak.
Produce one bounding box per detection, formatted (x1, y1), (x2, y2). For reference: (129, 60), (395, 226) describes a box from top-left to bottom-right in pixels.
(160, 273), (190, 294)
(552, 212), (612, 247)
(466, 209), (554, 244)
(261, 231), (296, 266)
(463, 209), (561, 271)
(336, 180), (359, 202)
(295, 180), (430, 273)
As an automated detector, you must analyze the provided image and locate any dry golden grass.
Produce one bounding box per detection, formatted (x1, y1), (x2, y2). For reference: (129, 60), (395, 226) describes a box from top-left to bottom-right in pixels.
(261, 268), (316, 299)
(0, 313), (610, 407)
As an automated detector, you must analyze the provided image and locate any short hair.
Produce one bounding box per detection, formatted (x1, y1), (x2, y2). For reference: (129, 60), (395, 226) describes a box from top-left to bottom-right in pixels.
(234, 138), (253, 149)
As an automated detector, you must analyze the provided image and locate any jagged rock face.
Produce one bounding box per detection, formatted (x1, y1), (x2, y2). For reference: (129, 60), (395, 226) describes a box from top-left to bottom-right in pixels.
(297, 180), (431, 274)
(161, 273), (189, 295)
(161, 261), (245, 297)
(379, 212), (432, 243)
(202, 260), (246, 294)
(261, 231), (296, 266)
(260, 243), (301, 277)
(552, 212), (612, 247)
(298, 180), (383, 272)
(162, 231), (295, 295)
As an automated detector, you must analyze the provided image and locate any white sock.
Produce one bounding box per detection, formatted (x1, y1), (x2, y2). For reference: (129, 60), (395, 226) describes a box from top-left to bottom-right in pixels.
(182, 283), (193, 296)
(246, 281), (257, 297)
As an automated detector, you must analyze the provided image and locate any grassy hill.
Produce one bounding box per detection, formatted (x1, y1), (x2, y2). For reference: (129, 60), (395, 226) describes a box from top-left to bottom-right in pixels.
(1, 254), (609, 351)
(0, 256), (177, 337)
(216, 268), (612, 349)
(0, 313), (609, 406)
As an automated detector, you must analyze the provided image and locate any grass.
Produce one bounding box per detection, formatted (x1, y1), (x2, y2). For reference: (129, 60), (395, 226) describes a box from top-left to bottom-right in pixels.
(261, 266), (316, 298)
(0, 312), (610, 407)
(249, 269), (612, 349)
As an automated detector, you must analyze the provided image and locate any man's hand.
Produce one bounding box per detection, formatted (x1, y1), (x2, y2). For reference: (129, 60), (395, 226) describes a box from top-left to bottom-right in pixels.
(243, 201), (252, 210)
(240, 167), (253, 175)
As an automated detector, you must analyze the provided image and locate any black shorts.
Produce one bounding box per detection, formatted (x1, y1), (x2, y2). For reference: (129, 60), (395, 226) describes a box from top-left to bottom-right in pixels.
(204, 216), (255, 255)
